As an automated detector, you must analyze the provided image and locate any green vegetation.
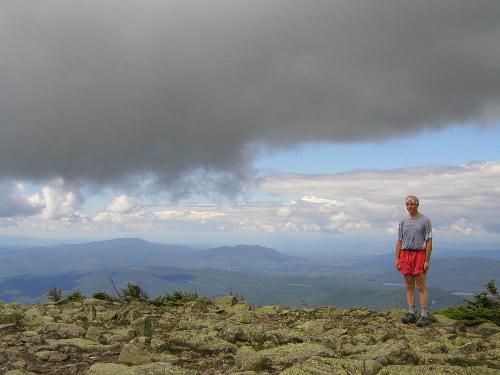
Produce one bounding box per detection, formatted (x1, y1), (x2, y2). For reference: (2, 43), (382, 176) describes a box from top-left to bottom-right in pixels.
(439, 280), (500, 326)
(91, 291), (115, 301)
(47, 287), (63, 302)
(151, 290), (210, 307)
(64, 289), (84, 302)
(120, 282), (149, 303)
(46, 283), (211, 308)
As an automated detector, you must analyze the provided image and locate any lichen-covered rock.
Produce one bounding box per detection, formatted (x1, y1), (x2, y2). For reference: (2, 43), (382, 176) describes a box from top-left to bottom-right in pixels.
(118, 343), (153, 365)
(85, 326), (103, 341)
(422, 341), (449, 354)
(240, 324), (268, 344)
(218, 322), (245, 343)
(87, 362), (199, 375)
(165, 330), (237, 354)
(348, 307), (373, 319)
(357, 339), (419, 365)
(295, 319), (331, 335)
(45, 322), (85, 338)
(214, 295), (238, 308)
(235, 346), (270, 371)
(267, 328), (305, 345)
(432, 314), (459, 327)
(45, 338), (119, 352)
(35, 350), (69, 361)
(377, 364), (499, 374)
(233, 311), (254, 324)
(0, 308), (21, 324)
(176, 316), (216, 331)
(280, 357), (381, 375)
(87, 304), (97, 321)
(0, 298), (497, 374)
(4, 370), (39, 375)
(477, 322), (500, 336)
(260, 343), (334, 366)
(126, 309), (142, 322)
(254, 305), (278, 316)
(130, 317), (152, 338)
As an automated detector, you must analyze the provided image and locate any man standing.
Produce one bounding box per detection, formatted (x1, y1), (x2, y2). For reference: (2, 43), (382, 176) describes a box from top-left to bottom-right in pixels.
(395, 195), (433, 327)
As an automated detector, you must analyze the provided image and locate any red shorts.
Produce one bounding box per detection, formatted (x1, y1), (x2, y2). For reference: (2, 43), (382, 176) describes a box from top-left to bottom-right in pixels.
(399, 250), (426, 275)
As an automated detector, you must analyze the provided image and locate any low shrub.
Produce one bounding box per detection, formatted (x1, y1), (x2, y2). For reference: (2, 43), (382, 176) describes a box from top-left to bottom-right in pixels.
(47, 287), (63, 302)
(151, 290), (210, 307)
(439, 280), (500, 326)
(121, 282), (149, 303)
(92, 291), (115, 302)
(65, 289), (85, 302)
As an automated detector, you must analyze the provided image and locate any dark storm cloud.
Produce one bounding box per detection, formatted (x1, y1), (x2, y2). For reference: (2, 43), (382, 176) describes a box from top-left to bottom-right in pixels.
(1, 0), (499, 192)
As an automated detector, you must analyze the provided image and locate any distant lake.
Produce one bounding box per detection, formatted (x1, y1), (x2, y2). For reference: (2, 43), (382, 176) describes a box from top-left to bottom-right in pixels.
(0, 273), (84, 302)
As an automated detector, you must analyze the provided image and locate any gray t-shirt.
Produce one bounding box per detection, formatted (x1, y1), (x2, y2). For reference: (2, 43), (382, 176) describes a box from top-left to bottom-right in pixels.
(398, 214), (432, 250)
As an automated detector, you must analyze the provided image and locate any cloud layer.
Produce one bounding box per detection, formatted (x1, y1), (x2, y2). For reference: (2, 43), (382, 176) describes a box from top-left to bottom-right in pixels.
(1, 1), (499, 193)
(2, 163), (499, 242)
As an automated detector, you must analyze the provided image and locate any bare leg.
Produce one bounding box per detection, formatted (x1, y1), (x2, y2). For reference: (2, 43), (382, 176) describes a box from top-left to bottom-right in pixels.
(415, 273), (428, 309)
(403, 274), (416, 308)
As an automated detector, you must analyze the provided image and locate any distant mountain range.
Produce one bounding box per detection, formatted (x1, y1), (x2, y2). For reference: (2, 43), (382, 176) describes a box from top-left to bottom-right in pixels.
(0, 237), (498, 309)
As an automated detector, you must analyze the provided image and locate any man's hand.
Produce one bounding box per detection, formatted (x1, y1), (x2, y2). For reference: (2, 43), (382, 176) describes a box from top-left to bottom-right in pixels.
(423, 261), (430, 273)
(395, 259), (400, 271)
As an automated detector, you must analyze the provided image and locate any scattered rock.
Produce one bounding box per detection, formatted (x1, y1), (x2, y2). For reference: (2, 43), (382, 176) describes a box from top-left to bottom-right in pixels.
(0, 309), (21, 324)
(3, 370), (39, 375)
(235, 346), (270, 371)
(357, 339), (419, 365)
(45, 338), (119, 352)
(165, 330), (237, 354)
(118, 343), (153, 365)
(86, 326), (103, 341)
(281, 357), (381, 375)
(0, 300), (498, 374)
(35, 350), (69, 361)
(44, 322), (85, 338)
(87, 304), (97, 321)
(130, 316), (152, 338)
(377, 364), (499, 374)
(88, 362), (199, 375)
(260, 343), (333, 366)
(477, 322), (500, 336)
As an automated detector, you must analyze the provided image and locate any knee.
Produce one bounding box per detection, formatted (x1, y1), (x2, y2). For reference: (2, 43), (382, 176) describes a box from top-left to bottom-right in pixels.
(405, 281), (415, 290)
(416, 283), (426, 292)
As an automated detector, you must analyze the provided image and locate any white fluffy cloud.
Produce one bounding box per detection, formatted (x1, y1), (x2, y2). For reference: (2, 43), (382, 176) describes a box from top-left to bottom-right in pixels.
(0, 162), (499, 241)
(0, 181), (43, 217)
(40, 179), (81, 220)
(260, 162), (500, 236)
(105, 195), (142, 214)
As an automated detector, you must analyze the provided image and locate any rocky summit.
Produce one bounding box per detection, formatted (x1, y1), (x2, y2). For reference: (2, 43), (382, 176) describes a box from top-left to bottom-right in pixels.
(0, 296), (498, 375)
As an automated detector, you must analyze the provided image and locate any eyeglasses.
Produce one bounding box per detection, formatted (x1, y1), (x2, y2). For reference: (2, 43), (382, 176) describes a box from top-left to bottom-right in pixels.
(406, 201), (418, 206)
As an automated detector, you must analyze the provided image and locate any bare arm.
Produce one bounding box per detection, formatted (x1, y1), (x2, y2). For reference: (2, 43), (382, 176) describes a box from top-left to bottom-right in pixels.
(424, 238), (432, 272)
(395, 239), (402, 270)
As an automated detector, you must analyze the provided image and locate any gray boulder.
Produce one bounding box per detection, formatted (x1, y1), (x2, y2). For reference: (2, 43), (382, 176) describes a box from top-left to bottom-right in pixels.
(45, 322), (85, 338)
(165, 330), (237, 354)
(357, 339), (419, 366)
(281, 357), (382, 375)
(377, 364), (500, 374)
(87, 362), (199, 374)
(260, 343), (333, 366)
(118, 343), (153, 365)
(235, 346), (270, 371)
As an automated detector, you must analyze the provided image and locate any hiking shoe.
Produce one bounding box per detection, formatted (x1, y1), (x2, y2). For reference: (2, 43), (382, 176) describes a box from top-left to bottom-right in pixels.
(416, 315), (430, 327)
(401, 312), (417, 324)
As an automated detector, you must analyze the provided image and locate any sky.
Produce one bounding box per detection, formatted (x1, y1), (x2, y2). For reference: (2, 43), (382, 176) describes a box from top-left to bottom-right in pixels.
(0, 1), (499, 252)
